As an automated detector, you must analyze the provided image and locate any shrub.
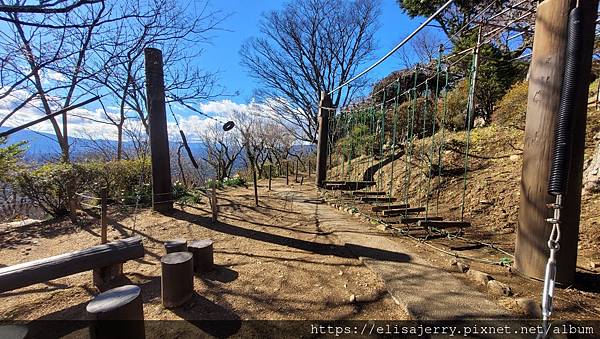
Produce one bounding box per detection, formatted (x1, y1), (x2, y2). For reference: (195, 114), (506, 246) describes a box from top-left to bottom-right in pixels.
(15, 162), (85, 217)
(172, 181), (203, 205)
(223, 177), (246, 187)
(205, 179), (224, 190)
(493, 81), (528, 130)
(337, 124), (376, 160)
(441, 79), (470, 131)
(0, 138), (26, 182)
(78, 158), (152, 205)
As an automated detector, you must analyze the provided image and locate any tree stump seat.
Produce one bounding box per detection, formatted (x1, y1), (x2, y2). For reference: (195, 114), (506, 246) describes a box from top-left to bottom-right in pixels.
(188, 239), (214, 273)
(161, 252), (194, 308)
(86, 284), (145, 339)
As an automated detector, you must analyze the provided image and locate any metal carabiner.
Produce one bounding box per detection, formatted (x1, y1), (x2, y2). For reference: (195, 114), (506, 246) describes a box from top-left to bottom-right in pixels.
(541, 247), (558, 321)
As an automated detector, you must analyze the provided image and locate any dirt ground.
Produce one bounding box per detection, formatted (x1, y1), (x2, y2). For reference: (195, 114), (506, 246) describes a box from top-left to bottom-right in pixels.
(1, 171), (599, 338)
(0, 179), (407, 329)
(323, 111), (600, 321)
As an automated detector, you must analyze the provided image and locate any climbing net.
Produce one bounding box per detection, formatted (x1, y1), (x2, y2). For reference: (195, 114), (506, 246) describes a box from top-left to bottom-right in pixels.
(323, 0), (536, 232)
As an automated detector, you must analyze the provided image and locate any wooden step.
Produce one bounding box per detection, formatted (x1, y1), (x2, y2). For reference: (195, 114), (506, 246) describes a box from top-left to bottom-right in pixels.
(371, 204), (410, 212)
(359, 197), (397, 203)
(397, 216), (443, 224)
(417, 220), (471, 229)
(381, 207), (426, 217)
(323, 184), (348, 190)
(323, 181), (376, 190)
(352, 191), (387, 197)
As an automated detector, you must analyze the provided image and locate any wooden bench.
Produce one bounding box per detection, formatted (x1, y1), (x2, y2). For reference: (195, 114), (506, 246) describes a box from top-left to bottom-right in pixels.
(0, 237), (144, 293)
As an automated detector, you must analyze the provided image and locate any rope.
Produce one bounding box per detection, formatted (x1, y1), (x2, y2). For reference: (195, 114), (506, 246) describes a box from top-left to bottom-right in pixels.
(404, 68), (418, 216)
(419, 79), (429, 207)
(436, 68), (450, 215)
(329, 0), (455, 95)
(378, 89), (386, 193)
(425, 47), (444, 219)
(460, 29), (481, 222)
(389, 79), (401, 199)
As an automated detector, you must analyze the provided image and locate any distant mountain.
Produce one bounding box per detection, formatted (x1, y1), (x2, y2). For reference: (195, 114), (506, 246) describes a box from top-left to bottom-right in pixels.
(0, 127), (206, 161)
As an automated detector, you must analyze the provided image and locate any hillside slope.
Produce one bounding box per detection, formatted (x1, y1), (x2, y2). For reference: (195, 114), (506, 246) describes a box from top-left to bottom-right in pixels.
(327, 108), (600, 266)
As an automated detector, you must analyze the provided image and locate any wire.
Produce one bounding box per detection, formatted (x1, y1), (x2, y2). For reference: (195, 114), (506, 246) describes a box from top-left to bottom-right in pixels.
(328, 0), (456, 95)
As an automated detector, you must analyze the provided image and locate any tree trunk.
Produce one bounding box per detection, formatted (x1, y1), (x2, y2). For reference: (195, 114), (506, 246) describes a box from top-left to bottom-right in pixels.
(117, 123), (124, 161)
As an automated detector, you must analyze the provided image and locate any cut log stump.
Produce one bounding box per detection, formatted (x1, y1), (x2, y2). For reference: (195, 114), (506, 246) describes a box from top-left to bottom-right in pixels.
(86, 284), (145, 339)
(161, 252), (194, 308)
(164, 239), (187, 254)
(188, 239), (214, 273)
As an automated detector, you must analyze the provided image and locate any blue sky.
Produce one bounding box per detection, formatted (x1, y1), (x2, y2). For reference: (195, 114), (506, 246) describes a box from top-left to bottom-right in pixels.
(201, 0), (424, 104)
(0, 0), (439, 143)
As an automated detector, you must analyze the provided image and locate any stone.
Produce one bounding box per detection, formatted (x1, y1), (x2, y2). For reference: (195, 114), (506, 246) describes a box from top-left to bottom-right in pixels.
(487, 280), (512, 296)
(466, 269), (492, 285)
(449, 259), (470, 273)
(376, 224), (388, 232)
(514, 297), (541, 318)
(349, 294), (356, 302)
(509, 154), (520, 162)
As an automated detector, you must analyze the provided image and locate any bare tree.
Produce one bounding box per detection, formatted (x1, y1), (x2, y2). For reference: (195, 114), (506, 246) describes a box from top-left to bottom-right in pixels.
(199, 122), (243, 181)
(399, 29), (444, 69)
(89, 0), (225, 160)
(0, 1), (102, 14)
(0, 0), (113, 162)
(240, 0), (379, 143)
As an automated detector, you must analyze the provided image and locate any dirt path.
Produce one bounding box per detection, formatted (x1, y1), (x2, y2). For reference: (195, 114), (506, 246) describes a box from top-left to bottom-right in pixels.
(0, 178), (407, 332)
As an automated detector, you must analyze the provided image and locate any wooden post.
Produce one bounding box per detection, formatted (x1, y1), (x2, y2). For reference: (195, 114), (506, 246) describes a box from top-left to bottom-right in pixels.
(211, 185), (218, 223)
(295, 159), (299, 182)
(100, 188), (107, 244)
(315, 91), (332, 187)
(252, 163), (259, 207)
(144, 48), (173, 213)
(268, 165), (272, 191)
(308, 159), (311, 177)
(515, 0), (598, 286)
(286, 161), (289, 185)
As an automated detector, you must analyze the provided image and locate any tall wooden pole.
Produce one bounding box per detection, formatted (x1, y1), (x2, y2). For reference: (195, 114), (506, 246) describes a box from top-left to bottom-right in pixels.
(315, 91), (332, 187)
(100, 188), (108, 244)
(145, 48), (173, 213)
(515, 0), (598, 286)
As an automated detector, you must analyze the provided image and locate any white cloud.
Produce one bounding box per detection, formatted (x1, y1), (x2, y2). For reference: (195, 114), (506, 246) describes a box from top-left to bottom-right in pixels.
(0, 95), (293, 145)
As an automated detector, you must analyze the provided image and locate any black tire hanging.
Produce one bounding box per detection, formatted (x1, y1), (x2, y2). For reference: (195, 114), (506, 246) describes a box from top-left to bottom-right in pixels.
(223, 121), (235, 131)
